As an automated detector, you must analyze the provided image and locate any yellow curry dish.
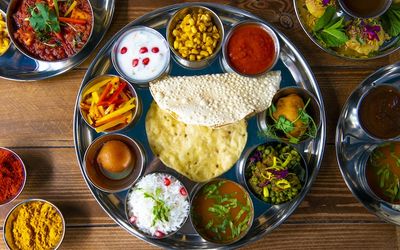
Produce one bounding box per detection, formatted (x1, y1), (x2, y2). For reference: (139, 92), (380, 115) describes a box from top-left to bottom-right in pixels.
(297, 0), (400, 58)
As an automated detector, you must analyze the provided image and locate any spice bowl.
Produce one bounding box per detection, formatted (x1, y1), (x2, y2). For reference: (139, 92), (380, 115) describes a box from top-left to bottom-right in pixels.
(258, 87), (321, 144)
(236, 141), (308, 206)
(166, 5), (224, 69)
(3, 199), (65, 250)
(190, 178), (254, 245)
(222, 21), (280, 77)
(0, 147), (26, 206)
(125, 172), (190, 239)
(79, 74), (141, 133)
(84, 133), (146, 193)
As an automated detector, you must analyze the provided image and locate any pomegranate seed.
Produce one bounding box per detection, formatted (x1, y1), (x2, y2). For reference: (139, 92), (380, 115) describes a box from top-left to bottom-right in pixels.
(155, 230), (165, 238)
(129, 216), (137, 224)
(120, 47), (127, 54)
(142, 57), (150, 65)
(179, 187), (188, 196)
(164, 177), (171, 186)
(132, 59), (139, 67)
(139, 47), (148, 53)
(151, 47), (159, 53)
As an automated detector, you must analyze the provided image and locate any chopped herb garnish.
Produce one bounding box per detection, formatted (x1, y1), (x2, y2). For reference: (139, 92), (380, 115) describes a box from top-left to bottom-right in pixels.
(142, 188), (171, 226)
(29, 3), (61, 37)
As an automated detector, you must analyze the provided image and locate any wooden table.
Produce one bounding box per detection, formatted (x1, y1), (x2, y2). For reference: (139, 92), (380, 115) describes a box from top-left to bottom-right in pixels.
(1, 0), (399, 249)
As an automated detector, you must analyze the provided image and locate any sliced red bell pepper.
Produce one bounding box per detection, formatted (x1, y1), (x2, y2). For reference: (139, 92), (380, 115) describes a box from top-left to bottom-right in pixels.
(105, 82), (127, 105)
(97, 82), (113, 106)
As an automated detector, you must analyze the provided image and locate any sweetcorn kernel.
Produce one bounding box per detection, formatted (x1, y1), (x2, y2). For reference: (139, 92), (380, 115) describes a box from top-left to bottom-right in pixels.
(170, 10), (220, 61)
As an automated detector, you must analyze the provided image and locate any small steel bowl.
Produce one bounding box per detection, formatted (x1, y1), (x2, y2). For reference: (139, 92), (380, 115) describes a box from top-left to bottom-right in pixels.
(0, 147), (26, 206)
(111, 26), (171, 86)
(360, 142), (400, 206)
(6, 0), (94, 63)
(0, 10), (11, 56)
(258, 87), (322, 144)
(236, 141), (308, 206)
(79, 74), (141, 133)
(356, 84), (400, 141)
(338, 0), (392, 19)
(3, 199), (65, 250)
(222, 21), (280, 77)
(190, 178), (254, 245)
(83, 133), (146, 193)
(125, 172), (190, 239)
(166, 5), (224, 69)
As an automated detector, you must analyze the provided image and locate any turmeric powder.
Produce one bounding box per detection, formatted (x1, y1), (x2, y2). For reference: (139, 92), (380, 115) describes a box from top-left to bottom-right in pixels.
(5, 200), (64, 250)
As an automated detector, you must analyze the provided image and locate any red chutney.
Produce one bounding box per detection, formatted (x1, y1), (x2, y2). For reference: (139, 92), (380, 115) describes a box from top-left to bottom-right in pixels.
(227, 24), (276, 75)
(0, 149), (24, 203)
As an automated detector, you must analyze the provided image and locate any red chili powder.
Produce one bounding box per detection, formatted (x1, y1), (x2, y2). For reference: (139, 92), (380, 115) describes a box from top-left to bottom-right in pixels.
(0, 150), (24, 202)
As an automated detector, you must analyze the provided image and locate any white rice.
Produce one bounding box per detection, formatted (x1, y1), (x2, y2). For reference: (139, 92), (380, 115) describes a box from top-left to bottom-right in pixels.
(127, 173), (190, 236)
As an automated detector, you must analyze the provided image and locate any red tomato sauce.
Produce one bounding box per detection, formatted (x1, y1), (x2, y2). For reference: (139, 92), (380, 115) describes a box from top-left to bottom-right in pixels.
(227, 24), (276, 75)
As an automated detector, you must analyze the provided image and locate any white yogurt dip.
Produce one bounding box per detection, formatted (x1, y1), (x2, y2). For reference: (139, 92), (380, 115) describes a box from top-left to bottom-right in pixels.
(114, 27), (170, 82)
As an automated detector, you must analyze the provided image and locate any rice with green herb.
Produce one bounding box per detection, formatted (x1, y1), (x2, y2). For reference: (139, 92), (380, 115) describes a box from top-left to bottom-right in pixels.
(127, 173), (189, 237)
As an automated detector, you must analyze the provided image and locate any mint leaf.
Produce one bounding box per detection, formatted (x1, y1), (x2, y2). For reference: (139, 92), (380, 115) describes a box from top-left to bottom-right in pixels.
(321, 26), (348, 47)
(382, 4), (400, 37)
(313, 6), (336, 32)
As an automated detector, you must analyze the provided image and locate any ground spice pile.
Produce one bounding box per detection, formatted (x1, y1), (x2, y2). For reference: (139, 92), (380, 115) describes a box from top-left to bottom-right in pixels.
(0, 149), (24, 203)
(6, 201), (63, 250)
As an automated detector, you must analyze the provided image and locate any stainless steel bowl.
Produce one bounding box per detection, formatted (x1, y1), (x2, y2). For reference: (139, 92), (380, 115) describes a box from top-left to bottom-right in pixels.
(258, 86), (322, 144)
(3, 199), (65, 250)
(338, 0), (392, 19)
(111, 26), (171, 86)
(6, 0), (95, 63)
(293, 0), (400, 60)
(125, 172), (190, 239)
(0, 147), (26, 206)
(83, 133), (146, 193)
(166, 5), (224, 69)
(79, 74), (141, 133)
(190, 178), (254, 245)
(356, 84), (400, 141)
(222, 21), (280, 77)
(236, 141), (308, 206)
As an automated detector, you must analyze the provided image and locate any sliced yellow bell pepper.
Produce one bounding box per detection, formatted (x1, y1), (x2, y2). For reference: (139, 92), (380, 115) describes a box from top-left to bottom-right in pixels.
(82, 77), (118, 98)
(95, 116), (127, 133)
(95, 104), (135, 125)
(64, 1), (77, 17)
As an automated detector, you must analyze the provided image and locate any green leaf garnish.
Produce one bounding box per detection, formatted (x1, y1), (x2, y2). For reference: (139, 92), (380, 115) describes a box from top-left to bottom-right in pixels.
(312, 6), (348, 47)
(381, 4), (400, 37)
(142, 190), (170, 226)
(29, 3), (61, 38)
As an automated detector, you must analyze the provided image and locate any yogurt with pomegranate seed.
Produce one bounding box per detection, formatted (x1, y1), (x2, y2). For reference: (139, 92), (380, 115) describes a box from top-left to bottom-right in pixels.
(113, 27), (170, 83)
(126, 173), (189, 238)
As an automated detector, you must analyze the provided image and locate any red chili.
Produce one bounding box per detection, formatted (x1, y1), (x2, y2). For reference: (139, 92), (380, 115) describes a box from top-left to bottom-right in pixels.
(164, 177), (171, 186)
(139, 47), (148, 53)
(121, 47), (128, 54)
(151, 47), (159, 53)
(179, 187), (187, 196)
(132, 59), (139, 67)
(142, 58), (150, 65)
(0, 150), (24, 203)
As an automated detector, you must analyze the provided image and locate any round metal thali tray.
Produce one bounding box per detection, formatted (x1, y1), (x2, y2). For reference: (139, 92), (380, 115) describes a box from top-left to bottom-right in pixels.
(0, 0), (114, 81)
(73, 3), (327, 248)
(293, 0), (400, 60)
(336, 62), (400, 225)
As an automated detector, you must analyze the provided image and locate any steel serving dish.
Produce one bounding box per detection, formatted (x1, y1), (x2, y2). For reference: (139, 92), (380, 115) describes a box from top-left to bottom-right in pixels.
(0, 0), (114, 81)
(336, 62), (400, 225)
(293, 0), (400, 60)
(73, 3), (327, 248)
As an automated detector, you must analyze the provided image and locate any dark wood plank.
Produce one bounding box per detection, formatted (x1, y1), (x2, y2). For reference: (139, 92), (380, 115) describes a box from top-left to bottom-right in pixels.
(1, 223), (395, 249)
